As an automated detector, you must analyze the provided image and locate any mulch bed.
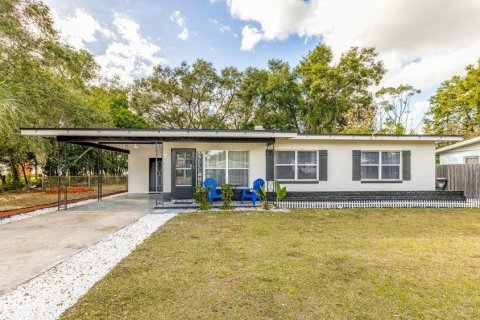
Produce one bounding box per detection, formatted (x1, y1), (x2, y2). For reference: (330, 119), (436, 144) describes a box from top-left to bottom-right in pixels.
(0, 191), (127, 218)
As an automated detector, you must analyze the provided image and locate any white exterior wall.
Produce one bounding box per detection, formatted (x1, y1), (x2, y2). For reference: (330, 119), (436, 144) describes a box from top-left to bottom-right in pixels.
(128, 144), (163, 193)
(274, 140), (435, 191)
(162, 141), (267, 193)
(439, 141), (480, 164)
(127, 139), (436, 193)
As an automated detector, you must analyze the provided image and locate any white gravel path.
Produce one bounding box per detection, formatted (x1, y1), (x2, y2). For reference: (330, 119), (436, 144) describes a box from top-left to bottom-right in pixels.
(0, 211), (177, 320)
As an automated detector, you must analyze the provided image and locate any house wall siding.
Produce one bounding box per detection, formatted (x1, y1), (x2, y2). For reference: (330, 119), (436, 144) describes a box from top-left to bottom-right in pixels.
(274, 140), (435, 191)
(162, 141), (268, 193)
(439, 141), (480, 164)
(128, 144), (163, 193)
(127, 140), (436, 193)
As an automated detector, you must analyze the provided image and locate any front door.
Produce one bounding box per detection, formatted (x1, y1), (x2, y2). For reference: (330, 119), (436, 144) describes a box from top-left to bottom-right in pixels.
(171, 149), (196, 199)
(149, 158), (162, 192)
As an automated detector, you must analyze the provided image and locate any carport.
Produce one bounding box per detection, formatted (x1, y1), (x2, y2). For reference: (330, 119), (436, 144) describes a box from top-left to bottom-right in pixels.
(21, 128), (166, 209)
(21, 128), (279, 208)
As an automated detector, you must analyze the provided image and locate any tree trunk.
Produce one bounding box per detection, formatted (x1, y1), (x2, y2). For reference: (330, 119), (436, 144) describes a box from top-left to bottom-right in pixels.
(9, 160), (21, 188)
(34, 158), (38, 181)
(0, 175), (6, 191)
(19, 162), (29, 186)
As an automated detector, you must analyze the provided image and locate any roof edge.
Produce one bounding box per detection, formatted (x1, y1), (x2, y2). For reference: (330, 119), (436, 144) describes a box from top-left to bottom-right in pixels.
(20, 128), (463, 142)
(436, 136), (480, 153)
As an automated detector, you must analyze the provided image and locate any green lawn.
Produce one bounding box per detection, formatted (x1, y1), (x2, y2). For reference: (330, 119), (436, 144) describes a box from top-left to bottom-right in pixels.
(62, 209), (480, 319)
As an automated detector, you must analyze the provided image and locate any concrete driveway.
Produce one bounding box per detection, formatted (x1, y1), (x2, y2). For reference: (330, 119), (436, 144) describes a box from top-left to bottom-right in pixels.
(0, 194), (156, 295)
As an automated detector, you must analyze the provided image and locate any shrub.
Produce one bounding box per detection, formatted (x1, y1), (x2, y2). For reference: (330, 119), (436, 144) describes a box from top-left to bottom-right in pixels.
(255, 184), (269, 210)
(221, 184), (234, 210)
(194, 186), (210, 210)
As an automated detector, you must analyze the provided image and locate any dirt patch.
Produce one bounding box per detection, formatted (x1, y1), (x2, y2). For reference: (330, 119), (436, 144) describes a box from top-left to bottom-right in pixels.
(46, 187), (95, 194)
(0, 191), (127, 218)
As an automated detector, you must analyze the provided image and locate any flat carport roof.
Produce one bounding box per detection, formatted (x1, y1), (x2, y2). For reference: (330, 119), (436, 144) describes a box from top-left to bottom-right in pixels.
(20, 128), (462, 142)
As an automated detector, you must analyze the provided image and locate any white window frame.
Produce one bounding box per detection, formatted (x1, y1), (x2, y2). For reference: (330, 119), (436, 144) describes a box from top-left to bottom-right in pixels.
(275, 150), (318, 181)
(361, 151), (402, 181)
(204, 150), (249, 187)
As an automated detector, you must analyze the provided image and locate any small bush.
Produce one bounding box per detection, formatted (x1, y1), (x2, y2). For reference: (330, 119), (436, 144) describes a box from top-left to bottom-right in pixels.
(274, 180), (287, 208)
(255, 184), (269, 210)
(194, 186), (210, 210)
(221, 184), (234, 210)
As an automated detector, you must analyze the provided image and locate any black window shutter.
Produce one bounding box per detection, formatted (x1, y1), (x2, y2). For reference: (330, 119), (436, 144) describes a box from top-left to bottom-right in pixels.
(402, 151), (411, 181)
(318, 150), (328, 181)
(352, 150), (361, 181)
(266, 150), (274, 181)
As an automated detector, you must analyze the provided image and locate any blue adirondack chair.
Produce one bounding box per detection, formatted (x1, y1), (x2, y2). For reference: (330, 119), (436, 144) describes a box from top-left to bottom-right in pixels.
(204, 178), (223, 205)
(241, 179), (265, 205)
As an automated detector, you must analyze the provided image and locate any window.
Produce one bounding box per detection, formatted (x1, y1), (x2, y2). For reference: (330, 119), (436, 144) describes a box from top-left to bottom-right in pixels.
(361, 151), (401, 180)
(464, 156), (479, 164)
(174, 151), (193, 186)
(275, 151), (317, 180)
(204, 150), (249, 186)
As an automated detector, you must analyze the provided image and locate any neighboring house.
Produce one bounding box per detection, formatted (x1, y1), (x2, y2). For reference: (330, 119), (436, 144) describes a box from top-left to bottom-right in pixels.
(436, 136), (480, 164)
(20, 128), (463, 201)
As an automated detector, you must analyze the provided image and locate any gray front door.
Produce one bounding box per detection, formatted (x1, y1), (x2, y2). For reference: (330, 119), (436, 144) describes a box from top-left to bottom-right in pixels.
(171, 149), (196, 199)
(149, 158), (162, 193)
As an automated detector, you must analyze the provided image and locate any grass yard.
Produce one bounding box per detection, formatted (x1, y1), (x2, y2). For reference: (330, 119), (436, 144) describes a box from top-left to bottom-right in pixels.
(62, 209), (480, 319)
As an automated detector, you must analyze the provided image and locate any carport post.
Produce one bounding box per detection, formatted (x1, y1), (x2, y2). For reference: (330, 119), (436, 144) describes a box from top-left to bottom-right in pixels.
(155, 141), (163, 207)
(57, 140), (68, 210)
(97, 148), (103, 201)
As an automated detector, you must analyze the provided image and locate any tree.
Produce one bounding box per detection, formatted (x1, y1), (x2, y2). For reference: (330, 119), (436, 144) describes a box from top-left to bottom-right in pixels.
(339, 103), (377, 134)
(0, 82), (17, 134)
(375, 85), (421, 134)
(424, 60), (480, 139)
(0, 0), (115, 188)
(296, 44), (385, 134)
(238, 60), (302, 131)
(130, 59), (244, 129)
(111, 95), (149, 129)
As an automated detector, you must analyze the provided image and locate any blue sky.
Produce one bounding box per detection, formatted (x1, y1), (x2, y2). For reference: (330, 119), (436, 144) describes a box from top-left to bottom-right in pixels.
(44, 0), (480, 131)
(45, 0), (319, 74)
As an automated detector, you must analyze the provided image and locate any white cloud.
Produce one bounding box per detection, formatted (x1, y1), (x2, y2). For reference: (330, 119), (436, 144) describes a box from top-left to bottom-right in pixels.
(50, 6), (166, 84)
(219, 25), (231, 33)
(240, 25), (263, 51)
(170, 11), (189, 40)
(226, 0), (480, 90)
(210, 19), (233, 35)
(95, 13), (166, 83)
(53, 8), (113, 50)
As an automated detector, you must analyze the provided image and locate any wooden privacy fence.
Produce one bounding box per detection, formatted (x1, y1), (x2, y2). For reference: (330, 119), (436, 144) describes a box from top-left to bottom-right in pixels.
(436, 164), (480, 199)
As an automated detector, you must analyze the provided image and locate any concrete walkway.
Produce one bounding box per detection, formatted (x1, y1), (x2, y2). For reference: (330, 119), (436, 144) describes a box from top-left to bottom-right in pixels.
(0, 194), (158, 295)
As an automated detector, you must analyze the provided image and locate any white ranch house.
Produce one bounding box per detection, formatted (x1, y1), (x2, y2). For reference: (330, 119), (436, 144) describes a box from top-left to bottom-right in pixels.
(21, 128), (463, 202)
